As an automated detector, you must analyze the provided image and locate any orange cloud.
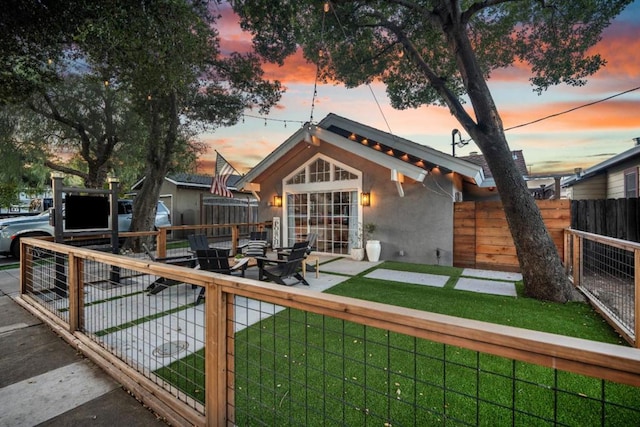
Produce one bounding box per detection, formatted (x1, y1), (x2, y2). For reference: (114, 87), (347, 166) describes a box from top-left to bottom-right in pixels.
(502, 99), (640, 132)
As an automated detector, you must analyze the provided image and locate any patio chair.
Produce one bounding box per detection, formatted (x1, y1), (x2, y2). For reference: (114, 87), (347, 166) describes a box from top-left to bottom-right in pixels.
(276, 232), (317, 260)
(195, 248), (249, 304)
(188, 234), (210, 252)
(256, 245), (310, 286)
(142, 243), (197, 295)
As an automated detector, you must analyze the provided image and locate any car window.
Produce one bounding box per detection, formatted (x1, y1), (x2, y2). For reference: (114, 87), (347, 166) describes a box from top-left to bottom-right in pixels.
(157, 202), (169, 214)
(118, 201), (133, 215)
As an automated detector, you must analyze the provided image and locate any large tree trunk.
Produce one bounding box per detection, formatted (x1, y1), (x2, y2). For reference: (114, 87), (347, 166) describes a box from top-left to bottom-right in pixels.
(445, 12), (575, 302)
(129, 92), (179, 251)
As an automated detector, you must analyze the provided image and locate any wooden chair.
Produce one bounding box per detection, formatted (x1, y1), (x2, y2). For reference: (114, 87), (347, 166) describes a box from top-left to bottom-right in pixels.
(256, 245), (310, 286)
(188, 234), (210, 252)
(276, 232), (317, 260)
(142, 243), (197, 295)
(195, 248), (248, 304)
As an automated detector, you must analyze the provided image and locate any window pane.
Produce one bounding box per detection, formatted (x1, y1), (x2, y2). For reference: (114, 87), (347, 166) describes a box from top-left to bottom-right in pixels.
(625, 170), (638, 198)
(310, 159), (331, 183)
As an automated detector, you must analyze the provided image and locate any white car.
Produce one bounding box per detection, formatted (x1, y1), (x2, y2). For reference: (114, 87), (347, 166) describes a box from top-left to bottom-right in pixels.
(0, 200), (171, 259)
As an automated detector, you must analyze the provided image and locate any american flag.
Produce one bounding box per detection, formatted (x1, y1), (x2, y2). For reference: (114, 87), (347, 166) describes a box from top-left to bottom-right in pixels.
(210, 152), (236, 198)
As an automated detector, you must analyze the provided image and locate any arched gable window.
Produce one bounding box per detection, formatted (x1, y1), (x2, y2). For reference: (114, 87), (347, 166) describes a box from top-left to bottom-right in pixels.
(282, 154), (362, 254)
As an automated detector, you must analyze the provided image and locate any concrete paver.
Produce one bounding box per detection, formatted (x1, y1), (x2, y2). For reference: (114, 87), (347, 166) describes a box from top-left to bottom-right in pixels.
(455, 277), (518, 297)
(365, 268), (448, 287)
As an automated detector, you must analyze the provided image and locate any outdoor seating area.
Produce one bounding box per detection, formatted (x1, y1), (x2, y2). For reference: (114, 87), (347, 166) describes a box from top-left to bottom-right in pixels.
(142, 233), (316, 297)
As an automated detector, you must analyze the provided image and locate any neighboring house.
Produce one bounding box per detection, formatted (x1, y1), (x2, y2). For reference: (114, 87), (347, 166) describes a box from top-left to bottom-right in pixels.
(562, 141), (640, 199)
(235, 113), (501, 266)
(130, 173), (253, 228)
(458, 150), (529, 201)
(526, 174), (570, 200)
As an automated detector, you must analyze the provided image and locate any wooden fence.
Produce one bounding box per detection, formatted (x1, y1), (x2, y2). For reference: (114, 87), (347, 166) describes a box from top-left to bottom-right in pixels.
(453, 199), (571, 272)
(571, 198), (640, 243)
(18, 236), (640, 426)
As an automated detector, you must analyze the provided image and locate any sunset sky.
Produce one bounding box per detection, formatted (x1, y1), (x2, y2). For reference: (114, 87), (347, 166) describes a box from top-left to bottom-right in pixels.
(198, 2), (640, 176)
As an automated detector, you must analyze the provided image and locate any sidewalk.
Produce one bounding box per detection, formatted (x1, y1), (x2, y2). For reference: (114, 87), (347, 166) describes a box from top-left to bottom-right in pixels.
(0, 268), (167, 427)
(0, 257), (521, 426)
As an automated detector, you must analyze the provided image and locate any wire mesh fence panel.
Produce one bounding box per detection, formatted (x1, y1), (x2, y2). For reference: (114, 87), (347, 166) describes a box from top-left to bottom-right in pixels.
(222, 300), (640, 426)
(79, 258), (207, 413)
(23, 247), (71, 323)
(20, 237), (640, 426)
(580, 240), (635, 339)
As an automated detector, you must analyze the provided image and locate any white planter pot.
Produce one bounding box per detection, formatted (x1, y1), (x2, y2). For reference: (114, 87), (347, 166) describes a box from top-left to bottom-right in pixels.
(365, 240), (381, 262)
(351, 248), (365, 261)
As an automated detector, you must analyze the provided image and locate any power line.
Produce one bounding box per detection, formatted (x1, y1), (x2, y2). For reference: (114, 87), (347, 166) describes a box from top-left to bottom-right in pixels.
(505, 86), (640, 131)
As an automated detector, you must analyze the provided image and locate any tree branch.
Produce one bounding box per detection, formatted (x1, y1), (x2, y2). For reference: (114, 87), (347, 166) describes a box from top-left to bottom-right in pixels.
(43, 159), (89, 182)
(377, 17), (477, 132)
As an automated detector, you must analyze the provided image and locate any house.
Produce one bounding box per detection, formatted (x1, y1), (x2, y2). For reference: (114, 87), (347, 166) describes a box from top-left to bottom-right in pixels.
(562, 140), (640, 199)
(236, 113), (500, 265)
(130, 173), (256, 234)
(458, 150), (529, 201)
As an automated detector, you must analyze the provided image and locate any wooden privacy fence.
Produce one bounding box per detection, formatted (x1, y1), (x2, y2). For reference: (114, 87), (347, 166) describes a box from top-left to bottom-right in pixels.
(571, 198), (640, 243)
(453, 199), (571, 272)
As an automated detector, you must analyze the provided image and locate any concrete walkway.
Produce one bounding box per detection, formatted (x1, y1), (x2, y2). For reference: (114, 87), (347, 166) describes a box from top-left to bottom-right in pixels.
(0, 269), (167, 427)
(0, 257), (522, 425)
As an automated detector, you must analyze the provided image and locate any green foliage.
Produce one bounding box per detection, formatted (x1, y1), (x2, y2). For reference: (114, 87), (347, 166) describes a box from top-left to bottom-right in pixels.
(1, 0), (283, 226)
(0, 182), (19, 209)
(234, 0), (631, 104)
(233, 0), (632, 302)
(364, 222), (376, 240)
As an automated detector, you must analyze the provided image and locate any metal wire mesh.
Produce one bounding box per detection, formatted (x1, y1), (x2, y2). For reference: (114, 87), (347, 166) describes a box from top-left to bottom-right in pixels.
(227, 301), (640, 426)
(21, 238), (640, 426)
(580, 240), (635, 339)
(82, 259), (206, 412)
(22, 247), (70, 323)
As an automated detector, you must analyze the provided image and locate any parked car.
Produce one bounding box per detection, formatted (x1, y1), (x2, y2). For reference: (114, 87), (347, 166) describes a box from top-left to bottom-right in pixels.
(0, 200), (171, 259)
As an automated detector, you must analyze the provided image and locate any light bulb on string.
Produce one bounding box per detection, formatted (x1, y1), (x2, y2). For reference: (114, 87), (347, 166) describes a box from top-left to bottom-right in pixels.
(324, 2), (329, 13)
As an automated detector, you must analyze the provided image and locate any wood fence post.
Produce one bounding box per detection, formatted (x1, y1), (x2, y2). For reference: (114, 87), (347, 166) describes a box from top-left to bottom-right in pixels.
(157, 229), (167, 258)
(205, 282), (228, 426)
(572, 234), (581, 287)
(232, 226), (239, 255)
(67, 253), (82, 332)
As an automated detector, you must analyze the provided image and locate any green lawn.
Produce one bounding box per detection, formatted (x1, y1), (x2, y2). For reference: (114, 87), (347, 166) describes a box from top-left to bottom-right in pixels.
(155, 261), (637, 426)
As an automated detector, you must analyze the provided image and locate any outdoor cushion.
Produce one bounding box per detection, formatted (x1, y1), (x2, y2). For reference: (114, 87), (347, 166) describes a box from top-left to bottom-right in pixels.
(244, 240), (268, 257)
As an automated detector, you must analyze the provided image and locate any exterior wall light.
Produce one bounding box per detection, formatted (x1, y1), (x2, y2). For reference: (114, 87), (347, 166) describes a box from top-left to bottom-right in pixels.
(360, 192), (371, 207)
(273, 195), (283, 208)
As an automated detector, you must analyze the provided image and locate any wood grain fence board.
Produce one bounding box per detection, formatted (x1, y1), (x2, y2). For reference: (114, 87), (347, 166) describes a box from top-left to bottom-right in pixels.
(453, 200), (569, 272)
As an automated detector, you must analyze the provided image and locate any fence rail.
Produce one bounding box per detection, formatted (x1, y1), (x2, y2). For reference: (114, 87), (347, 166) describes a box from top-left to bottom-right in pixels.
(564, 228), (640, 347)
(18, 236), (640, 426)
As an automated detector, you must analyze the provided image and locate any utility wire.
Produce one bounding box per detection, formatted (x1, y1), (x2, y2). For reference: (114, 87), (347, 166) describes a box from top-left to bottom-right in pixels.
(505, 86), (640, 131)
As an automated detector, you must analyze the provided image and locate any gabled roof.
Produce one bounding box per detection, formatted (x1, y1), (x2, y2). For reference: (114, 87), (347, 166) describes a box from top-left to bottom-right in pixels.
(236, 113), (489, 189)
(131, 173), (241, 191)
(562, 143), (640, 187)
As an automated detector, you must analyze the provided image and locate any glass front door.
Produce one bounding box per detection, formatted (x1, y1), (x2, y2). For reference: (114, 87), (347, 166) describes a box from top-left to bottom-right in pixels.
(286, 190), (358, 255)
